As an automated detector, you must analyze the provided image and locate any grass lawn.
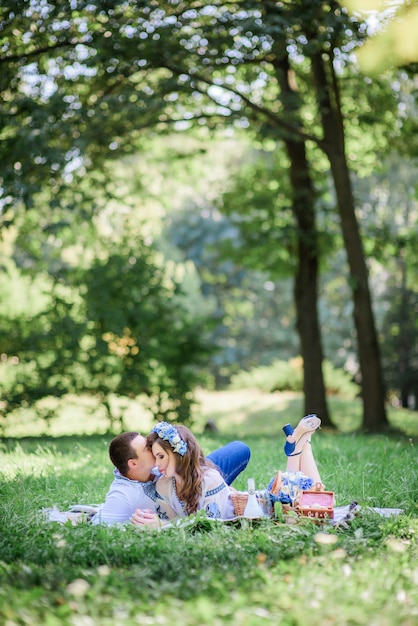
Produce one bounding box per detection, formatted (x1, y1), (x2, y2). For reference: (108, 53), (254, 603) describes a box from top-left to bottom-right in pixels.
(0, 391), (417, 625)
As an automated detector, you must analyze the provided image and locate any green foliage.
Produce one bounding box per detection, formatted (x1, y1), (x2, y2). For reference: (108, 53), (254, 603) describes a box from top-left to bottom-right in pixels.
(0, 0), (405, 219)
(346, 0), (418, 73)
(0, 219), (213, 428)
(322, 361), (361, 398)
(229, 358), (303, 393)
(229, 358), (360, 399)
(352, 156), (418, 406)
(381, 283), (418, 407)
(217, 148), (297, 276)
(166, 200), (299, 384)
(1, 0), (415, 435)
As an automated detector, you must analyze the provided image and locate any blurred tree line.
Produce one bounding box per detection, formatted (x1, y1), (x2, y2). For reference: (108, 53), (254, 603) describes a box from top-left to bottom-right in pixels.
(0, 1), (417, 432)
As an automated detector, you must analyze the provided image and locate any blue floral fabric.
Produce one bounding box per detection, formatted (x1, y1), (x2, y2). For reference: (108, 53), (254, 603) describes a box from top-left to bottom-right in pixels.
(206, 502), (222, 518)
(267, 471), (314, 505)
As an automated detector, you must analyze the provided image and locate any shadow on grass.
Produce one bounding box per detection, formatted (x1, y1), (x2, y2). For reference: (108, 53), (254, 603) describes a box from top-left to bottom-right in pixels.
(0, 433), (113, 454)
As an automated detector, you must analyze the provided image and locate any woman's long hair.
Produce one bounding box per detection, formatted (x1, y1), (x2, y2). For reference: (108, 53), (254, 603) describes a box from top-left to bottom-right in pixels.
(147, 425), (214, 514)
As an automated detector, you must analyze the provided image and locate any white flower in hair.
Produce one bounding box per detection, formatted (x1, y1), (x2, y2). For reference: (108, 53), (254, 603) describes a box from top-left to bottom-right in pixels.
(152, 421), (188, 456)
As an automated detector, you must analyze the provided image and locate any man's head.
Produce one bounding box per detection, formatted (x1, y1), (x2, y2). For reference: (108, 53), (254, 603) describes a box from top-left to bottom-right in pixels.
(109, 431), (156, 482)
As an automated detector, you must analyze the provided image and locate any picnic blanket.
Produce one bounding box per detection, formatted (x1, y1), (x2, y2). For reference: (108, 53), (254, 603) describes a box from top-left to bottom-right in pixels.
(43, 502), (403, 527)
(44, 505), (100, 525)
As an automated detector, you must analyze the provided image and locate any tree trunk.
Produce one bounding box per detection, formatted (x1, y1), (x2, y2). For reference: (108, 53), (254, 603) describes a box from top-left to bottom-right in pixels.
(274, 51), (332, 426)
(291, 149), (331, 424)
(398, 244), (412, 409)
(310, 50), (389, 432)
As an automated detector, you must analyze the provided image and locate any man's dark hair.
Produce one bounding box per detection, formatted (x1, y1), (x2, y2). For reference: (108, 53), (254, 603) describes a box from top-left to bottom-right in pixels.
(109, 432), (139, 476)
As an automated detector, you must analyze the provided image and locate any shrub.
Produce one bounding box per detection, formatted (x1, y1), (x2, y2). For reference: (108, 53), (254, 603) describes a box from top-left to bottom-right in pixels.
(228, 357), (359, 398)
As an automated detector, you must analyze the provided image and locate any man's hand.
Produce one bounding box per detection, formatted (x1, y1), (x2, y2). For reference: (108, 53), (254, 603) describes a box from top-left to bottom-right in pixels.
(131, 508), (161, 529)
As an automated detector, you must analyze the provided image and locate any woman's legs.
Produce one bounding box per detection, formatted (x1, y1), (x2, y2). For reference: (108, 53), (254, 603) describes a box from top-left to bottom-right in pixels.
(283, 415), (322, 484)
(298, 442), (322, 485)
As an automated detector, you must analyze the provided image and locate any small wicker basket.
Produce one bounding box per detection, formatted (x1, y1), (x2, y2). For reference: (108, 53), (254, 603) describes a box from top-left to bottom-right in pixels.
(230, 492), (249, 516)
(230, 491), (272, 517)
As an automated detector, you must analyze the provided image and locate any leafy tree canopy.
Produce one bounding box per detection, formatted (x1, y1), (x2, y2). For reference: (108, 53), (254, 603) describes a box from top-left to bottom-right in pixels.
(1, 0), (409, 223)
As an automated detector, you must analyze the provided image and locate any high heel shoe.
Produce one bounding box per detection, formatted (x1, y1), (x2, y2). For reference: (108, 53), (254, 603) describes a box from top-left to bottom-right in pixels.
(283, 414), (321, 456)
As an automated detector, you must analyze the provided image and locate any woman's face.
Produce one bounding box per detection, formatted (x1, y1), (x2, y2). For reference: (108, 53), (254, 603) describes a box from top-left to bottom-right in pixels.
(152, 442), (177, 478)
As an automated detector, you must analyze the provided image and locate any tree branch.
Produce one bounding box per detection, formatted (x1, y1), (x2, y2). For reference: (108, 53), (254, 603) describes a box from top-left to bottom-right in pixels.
(162, 62), (325, 149)
(0, 38), (85, 65)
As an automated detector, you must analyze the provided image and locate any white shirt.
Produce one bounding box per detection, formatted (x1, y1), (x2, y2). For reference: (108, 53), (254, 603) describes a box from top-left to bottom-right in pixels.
(91, 469), (159, 525)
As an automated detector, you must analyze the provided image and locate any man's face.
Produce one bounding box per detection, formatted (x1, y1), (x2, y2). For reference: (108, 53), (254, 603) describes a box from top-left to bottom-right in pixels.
(126, 435), (156, 482)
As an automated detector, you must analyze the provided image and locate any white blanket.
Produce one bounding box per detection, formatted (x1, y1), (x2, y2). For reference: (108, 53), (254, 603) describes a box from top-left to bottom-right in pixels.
(42, 503), (403, 526)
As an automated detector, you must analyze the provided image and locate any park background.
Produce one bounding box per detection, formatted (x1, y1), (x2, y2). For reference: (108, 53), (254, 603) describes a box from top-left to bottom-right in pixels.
(1, 1), (417, 625)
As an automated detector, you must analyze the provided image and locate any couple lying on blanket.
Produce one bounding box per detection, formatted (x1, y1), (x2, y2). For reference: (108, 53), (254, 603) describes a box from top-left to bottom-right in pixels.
(89, 414), (323, 528)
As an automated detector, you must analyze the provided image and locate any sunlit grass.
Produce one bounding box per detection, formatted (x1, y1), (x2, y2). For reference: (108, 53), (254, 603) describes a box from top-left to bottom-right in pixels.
(2, 390), (417, 440)
(193, 389), (417, 438)
(0, 391), (417, 626)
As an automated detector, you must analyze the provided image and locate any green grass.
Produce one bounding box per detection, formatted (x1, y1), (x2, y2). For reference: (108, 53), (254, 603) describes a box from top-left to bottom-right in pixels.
(0, 391), (417, 625)
(4, 389), (417, 439)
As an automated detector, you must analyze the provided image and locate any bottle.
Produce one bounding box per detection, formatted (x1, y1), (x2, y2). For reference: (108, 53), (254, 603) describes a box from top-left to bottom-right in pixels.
(243, 478), (265, 518)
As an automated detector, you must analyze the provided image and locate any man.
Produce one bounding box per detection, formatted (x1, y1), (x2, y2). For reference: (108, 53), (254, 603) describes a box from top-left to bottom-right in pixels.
(91, 431), (250, 525)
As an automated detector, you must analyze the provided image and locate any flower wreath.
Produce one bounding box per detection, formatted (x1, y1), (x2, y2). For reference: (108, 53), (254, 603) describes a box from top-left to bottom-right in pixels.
(152, 421), (188, 456)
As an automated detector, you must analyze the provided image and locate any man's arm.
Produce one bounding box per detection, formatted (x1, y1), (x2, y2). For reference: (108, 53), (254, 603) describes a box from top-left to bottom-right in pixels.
(91, 481), (135, 525)
(91, 475), (161, 525)
(91, 476), (156, 525)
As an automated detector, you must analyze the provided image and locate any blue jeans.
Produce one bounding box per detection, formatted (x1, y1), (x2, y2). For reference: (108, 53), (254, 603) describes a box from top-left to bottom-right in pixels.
(207, 441), (251, 485)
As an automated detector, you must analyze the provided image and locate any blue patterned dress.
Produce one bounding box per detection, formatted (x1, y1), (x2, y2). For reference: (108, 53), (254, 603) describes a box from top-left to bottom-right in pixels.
(154, 467), (235, 520)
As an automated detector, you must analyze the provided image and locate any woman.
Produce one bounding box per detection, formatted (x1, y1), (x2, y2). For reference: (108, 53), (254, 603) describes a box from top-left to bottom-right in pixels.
(131, 414), (322, 528)
(131, 422), (235, 528)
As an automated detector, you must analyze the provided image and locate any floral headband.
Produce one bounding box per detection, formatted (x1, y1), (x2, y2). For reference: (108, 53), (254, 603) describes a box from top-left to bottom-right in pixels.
(152, 421), (188, 456)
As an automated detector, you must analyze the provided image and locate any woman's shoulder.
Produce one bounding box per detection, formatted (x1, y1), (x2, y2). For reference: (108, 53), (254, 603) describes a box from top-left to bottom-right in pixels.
(203, 467), (227, 488)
